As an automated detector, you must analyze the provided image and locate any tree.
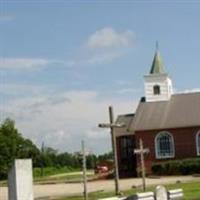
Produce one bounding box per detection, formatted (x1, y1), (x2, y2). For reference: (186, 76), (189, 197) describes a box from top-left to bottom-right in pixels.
(98, 151), (113, 161)
(86, 154), (97, 169)
(0, 118), (40, 179)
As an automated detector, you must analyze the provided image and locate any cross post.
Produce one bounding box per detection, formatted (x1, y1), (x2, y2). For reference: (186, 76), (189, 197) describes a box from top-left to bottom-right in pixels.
(98, 106), (125, 195)
(82, 140), (88, 200)
(134, 138), (149, 191)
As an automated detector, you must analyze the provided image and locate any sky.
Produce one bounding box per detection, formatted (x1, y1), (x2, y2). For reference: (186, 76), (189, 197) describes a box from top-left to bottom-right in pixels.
(1, 1), (200, 154)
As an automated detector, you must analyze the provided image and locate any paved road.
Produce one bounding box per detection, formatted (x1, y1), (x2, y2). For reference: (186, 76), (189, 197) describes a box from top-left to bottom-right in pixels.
(1, 176), (200, 200)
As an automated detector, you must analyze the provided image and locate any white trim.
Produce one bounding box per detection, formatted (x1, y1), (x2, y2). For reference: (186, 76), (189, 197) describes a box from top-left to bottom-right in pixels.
(155, 131), (175, 159)
(196, 131), (200, 156)
(144, 73), (173, 102)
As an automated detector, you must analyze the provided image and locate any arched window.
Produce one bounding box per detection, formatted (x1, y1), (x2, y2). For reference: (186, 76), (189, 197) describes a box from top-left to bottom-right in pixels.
(155, 131), (175, 159)
(153, 85), (160, 95)
(196, 131), (200, 156)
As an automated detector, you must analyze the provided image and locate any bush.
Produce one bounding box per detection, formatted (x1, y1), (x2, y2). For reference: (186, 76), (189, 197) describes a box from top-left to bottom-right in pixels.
(152, 158), (200, 175)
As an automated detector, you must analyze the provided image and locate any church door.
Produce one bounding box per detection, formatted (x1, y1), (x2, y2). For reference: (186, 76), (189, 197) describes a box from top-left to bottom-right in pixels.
(117, 135), (137, 177)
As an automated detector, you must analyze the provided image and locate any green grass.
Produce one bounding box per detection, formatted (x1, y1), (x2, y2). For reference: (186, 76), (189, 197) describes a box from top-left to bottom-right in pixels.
(34, 172), (96, 184)
(33, 167), (80, 177)
(55, 181), (200, 200)
(33, 167), (93, 184)
(0, 168), (96, 186)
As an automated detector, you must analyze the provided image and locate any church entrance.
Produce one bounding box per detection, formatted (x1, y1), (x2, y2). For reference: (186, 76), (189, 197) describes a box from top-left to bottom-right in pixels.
(117, 135), (137, 177)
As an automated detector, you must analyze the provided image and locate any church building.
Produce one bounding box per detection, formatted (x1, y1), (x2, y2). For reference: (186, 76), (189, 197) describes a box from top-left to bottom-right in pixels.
(115, 48), (200, 177)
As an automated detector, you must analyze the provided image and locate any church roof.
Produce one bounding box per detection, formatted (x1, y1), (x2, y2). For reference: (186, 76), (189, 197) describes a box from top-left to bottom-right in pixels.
(150, 50), (166, 74)
(129, 92), (200, 131)
(114, 113), (135, 137)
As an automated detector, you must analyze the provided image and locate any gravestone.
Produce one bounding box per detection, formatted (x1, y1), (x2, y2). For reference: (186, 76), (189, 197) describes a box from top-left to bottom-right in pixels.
(98, 197), (126, 200)
(125, 192), (154, 200)
(168, 189), (183, 200)
(8, 159), (33, 200)
(155, 185), (167, 200)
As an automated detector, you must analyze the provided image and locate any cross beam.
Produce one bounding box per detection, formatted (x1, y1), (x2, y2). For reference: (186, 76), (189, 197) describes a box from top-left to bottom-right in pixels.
(134, 139), (149, 191)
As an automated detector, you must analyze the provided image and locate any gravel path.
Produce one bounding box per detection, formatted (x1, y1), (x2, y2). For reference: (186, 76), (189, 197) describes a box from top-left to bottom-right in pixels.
(1, 176), (200, 200)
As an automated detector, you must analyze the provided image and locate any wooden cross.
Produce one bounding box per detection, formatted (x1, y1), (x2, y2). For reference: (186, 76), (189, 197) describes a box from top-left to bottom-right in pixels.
(98, 106), (125, 195)
(134, 138), (149, 191)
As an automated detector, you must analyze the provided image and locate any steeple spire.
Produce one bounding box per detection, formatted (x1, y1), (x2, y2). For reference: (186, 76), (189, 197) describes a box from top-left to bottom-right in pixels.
(150, 42), (165, 74)
(156, 40), (159, 51)
(144, 44), (173, 102)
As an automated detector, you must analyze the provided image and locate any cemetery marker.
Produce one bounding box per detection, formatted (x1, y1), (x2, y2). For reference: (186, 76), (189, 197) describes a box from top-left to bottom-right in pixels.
(99, 106), (125, 195)
(134, 139), (149, 192)
(8, 159), (33, 200)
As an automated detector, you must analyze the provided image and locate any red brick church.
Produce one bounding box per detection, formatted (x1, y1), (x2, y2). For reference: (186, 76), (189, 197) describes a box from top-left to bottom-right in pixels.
(115, 48), (200, 177)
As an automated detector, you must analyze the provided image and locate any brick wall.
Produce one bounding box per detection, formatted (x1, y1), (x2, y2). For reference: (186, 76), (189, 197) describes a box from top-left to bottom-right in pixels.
(135, 126), (200, 174)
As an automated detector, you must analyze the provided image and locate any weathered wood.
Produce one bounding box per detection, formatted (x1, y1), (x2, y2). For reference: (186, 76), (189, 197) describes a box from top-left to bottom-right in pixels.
(134, 139), (149, 191)
(98, 106), (124, 195)
(82, 140), (88, 200)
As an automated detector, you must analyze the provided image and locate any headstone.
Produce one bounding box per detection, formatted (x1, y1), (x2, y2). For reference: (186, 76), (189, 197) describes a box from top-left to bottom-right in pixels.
(98, 197), (126, 200)
(155, 185), (167, 200)
(136, 191), (154, 200)
(8, 159), (33, 200)
(124, 195), (137, 200)
(125, 192), (154, 200)
(168, 189), (183, 200)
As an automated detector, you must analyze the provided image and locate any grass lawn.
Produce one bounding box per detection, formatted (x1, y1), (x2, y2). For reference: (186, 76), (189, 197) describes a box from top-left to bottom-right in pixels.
(0, 169), (95, 186)
(56, 181), (200, 200)
(34, 171), (95, 184)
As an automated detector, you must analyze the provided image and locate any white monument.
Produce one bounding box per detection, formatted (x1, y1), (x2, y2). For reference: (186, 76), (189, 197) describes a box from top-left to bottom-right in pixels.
(155, 185), (167, 200)
(8, 159), (33, 200)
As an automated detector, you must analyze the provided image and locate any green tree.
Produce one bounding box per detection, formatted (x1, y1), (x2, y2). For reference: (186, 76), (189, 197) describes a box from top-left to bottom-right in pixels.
(98, 151), (113, 161)
(86, 154), (97, 169)
(0, 118), (40, 179)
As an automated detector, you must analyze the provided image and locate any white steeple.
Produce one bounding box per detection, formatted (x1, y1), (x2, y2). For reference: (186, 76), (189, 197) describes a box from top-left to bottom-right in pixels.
(144, 47), (173, 102)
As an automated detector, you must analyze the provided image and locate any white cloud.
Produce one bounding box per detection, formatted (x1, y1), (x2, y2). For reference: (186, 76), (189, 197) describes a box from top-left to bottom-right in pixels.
(87, 27), (135, 49)
(86, 51), (122, 65)
(85, 127), (109, 139)
(65, 28), (135, 66)
(116, 88), (141, 94)
(65, 51), (122, 67)
(0, 27), (135, 70)
(0, 90), (138, 154)
(0, 58), (49, 70)
(0, 83), (48, 97)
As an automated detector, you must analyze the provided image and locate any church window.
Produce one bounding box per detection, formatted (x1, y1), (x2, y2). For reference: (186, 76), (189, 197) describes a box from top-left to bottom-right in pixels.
(196, 131), (200, 156)
(155, 131), (175, 159)
(153, 85), (160, 95)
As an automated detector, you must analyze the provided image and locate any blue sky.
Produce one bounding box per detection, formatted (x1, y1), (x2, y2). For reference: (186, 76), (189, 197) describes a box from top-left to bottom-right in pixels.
(1, 1), (200, 154)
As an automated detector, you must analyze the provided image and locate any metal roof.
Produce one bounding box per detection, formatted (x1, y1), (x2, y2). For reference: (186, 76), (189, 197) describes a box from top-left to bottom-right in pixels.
(130, 92), (200, 131)
(150, 50), (166, 74)
(115, 113), (135, 136)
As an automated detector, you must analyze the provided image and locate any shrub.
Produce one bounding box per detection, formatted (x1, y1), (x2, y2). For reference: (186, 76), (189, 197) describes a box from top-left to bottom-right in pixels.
(152, 158), (200, 175)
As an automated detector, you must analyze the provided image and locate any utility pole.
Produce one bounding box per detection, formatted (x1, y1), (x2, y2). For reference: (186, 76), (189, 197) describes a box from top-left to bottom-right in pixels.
(134, 139), (149, 191)
(98, 106), (125, 195)
(82, 140), (88, 200)
(41, 142), (44, 177)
